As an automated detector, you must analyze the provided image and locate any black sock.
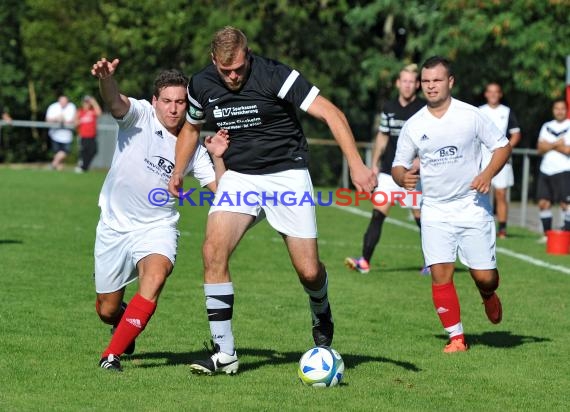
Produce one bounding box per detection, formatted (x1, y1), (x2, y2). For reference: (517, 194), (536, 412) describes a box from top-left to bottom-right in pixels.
(362, 210), (386, 262)
(498, 222), (507, 232)
(414, 217), (421, 229)
(539, 209), (553, 234)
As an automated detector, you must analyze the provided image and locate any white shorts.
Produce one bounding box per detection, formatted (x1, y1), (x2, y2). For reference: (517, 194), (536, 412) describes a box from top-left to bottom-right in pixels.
(209, 169), (318, 238)
(492, 163), (514, 189)
(94, 220), (179, 293)
(374, 173), (422, 209)
(421, 220), (497, 270)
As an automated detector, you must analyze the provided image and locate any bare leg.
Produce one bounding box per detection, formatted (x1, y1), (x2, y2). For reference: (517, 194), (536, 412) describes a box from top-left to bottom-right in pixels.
(469, 268), (502, 324)
(495, 188), (508, 236)
(283, 235), (333, 346)
(96, 288), (126, 325)
(52, 150), (67, 170)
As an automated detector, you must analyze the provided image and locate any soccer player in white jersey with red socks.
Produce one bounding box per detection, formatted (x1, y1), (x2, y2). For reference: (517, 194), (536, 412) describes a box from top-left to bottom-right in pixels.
(91, 58), (224, 371)
(392, 56), (511, 353)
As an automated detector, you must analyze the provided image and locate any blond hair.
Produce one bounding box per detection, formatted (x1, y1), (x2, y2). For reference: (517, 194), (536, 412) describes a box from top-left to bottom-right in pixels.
(399, 63), (419, 79)
(211, 26), (248, 65)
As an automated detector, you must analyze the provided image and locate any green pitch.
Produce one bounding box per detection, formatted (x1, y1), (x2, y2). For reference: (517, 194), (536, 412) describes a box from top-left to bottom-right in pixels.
(0, 168), (569, 411)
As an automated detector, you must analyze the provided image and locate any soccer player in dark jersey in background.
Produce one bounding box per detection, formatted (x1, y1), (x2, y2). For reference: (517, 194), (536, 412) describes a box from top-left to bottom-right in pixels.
(168, 26), (376, 375)
(345, 64), (427, 274)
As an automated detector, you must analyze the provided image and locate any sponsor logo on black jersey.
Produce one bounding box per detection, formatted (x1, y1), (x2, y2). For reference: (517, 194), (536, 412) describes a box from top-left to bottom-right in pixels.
(154, 156), (174, 174)
(213, 105), (259, 119)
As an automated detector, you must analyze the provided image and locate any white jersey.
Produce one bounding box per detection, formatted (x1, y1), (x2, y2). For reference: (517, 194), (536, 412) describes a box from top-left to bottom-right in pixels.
(98, 98), (215, 231)
(479, 103), (518, 167)
(393, 98), (509, 222)
(45, 102), (77, 144)
(538, 119), (570, 175)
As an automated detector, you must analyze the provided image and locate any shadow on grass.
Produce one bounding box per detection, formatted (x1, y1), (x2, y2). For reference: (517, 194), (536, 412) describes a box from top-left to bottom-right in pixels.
(435, 331), (550, 348)
(373, 266), (428, 274)
(129, 347), (421, 373)
(376, 266), (469, 274)
(0, 239), (23, 245)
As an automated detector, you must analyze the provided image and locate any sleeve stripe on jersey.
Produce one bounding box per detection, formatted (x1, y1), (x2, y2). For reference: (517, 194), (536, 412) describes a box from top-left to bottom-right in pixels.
(509, 127), (521, 134)
(187, 90), (203, 109)
(300, 86), (320, 112)
(277, 70), (300, 99)
(186, 113), (205, 124)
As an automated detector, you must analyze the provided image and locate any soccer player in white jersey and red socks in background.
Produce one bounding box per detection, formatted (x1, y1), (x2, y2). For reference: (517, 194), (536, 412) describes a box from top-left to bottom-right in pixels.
(393, 56), (511, 353)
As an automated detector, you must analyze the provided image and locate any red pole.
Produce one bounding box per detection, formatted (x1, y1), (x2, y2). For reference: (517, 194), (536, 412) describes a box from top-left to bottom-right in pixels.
(567, 56), (570, 118)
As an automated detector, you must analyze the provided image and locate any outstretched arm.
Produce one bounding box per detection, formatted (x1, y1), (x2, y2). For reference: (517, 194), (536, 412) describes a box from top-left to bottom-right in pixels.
(91, 58), (130, 118)
(307, 95), (377, 192)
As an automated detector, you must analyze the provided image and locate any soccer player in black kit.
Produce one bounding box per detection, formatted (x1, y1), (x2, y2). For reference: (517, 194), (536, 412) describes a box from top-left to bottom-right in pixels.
(169, 26), (376, 375)
(345, 64), (426, 274)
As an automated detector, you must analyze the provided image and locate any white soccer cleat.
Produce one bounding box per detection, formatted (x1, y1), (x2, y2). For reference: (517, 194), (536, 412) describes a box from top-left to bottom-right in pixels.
(190, 341), (239, 375)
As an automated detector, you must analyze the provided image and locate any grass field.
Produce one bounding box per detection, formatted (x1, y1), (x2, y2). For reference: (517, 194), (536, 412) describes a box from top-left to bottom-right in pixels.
(1, 167), (569, 411)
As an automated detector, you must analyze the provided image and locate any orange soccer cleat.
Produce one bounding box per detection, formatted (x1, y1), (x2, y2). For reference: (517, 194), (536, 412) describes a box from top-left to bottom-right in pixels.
(443, 339), (469, 353)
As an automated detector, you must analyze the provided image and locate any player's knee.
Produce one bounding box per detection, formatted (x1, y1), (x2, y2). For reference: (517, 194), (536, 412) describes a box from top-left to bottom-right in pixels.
(97, 300), (122, 324)
(203, 241), (229, 270)
(476, 272), (499, 293)
(297, 262), (324, 285)
(538, 199), (550, 210)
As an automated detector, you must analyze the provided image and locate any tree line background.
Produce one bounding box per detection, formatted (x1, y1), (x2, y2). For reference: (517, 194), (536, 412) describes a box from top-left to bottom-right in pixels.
(0, 0), (568, 185)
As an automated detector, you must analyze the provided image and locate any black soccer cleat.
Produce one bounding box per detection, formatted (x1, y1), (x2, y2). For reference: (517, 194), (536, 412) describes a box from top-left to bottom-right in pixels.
(99, 354), (122, 372)
(312, 305), (334, 347)
(189, 341), (239, 375)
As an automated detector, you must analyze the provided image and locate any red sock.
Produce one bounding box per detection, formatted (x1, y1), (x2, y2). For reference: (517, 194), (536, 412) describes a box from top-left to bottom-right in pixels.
(102, 294), (156, 357)
(432, 282), (464, 342)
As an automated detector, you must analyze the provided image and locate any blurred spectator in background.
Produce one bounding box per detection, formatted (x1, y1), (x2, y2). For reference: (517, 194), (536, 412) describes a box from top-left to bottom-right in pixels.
(46, 95), (77, 170)
(536, 99), (570, 242)
(75, 95), (102, 173)
(2, 106), (12, 123)
(479, 83), (521, 239)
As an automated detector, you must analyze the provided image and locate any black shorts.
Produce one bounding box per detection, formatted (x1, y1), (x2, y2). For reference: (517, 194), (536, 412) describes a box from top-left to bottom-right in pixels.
(536, 171), (570, 204)
(50, 140), (72, 154)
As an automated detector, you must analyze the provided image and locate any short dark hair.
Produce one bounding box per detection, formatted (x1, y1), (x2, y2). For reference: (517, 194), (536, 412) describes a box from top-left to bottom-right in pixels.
(553, 98), (567, 108)
(421, 56), (453, 77)
(153, 70), (189, 98)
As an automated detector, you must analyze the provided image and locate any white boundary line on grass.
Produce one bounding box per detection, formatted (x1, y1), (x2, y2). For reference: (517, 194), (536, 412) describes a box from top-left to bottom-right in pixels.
(334, 205), (570, 276)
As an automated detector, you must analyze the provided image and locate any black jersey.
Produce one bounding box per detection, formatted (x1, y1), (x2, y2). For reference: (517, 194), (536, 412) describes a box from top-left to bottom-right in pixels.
(187, 54), (319, 174)
(378, 97), (426, 173)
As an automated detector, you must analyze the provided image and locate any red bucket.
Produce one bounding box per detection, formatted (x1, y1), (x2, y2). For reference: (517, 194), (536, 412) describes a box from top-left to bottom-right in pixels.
(546, 230), (570, 255)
